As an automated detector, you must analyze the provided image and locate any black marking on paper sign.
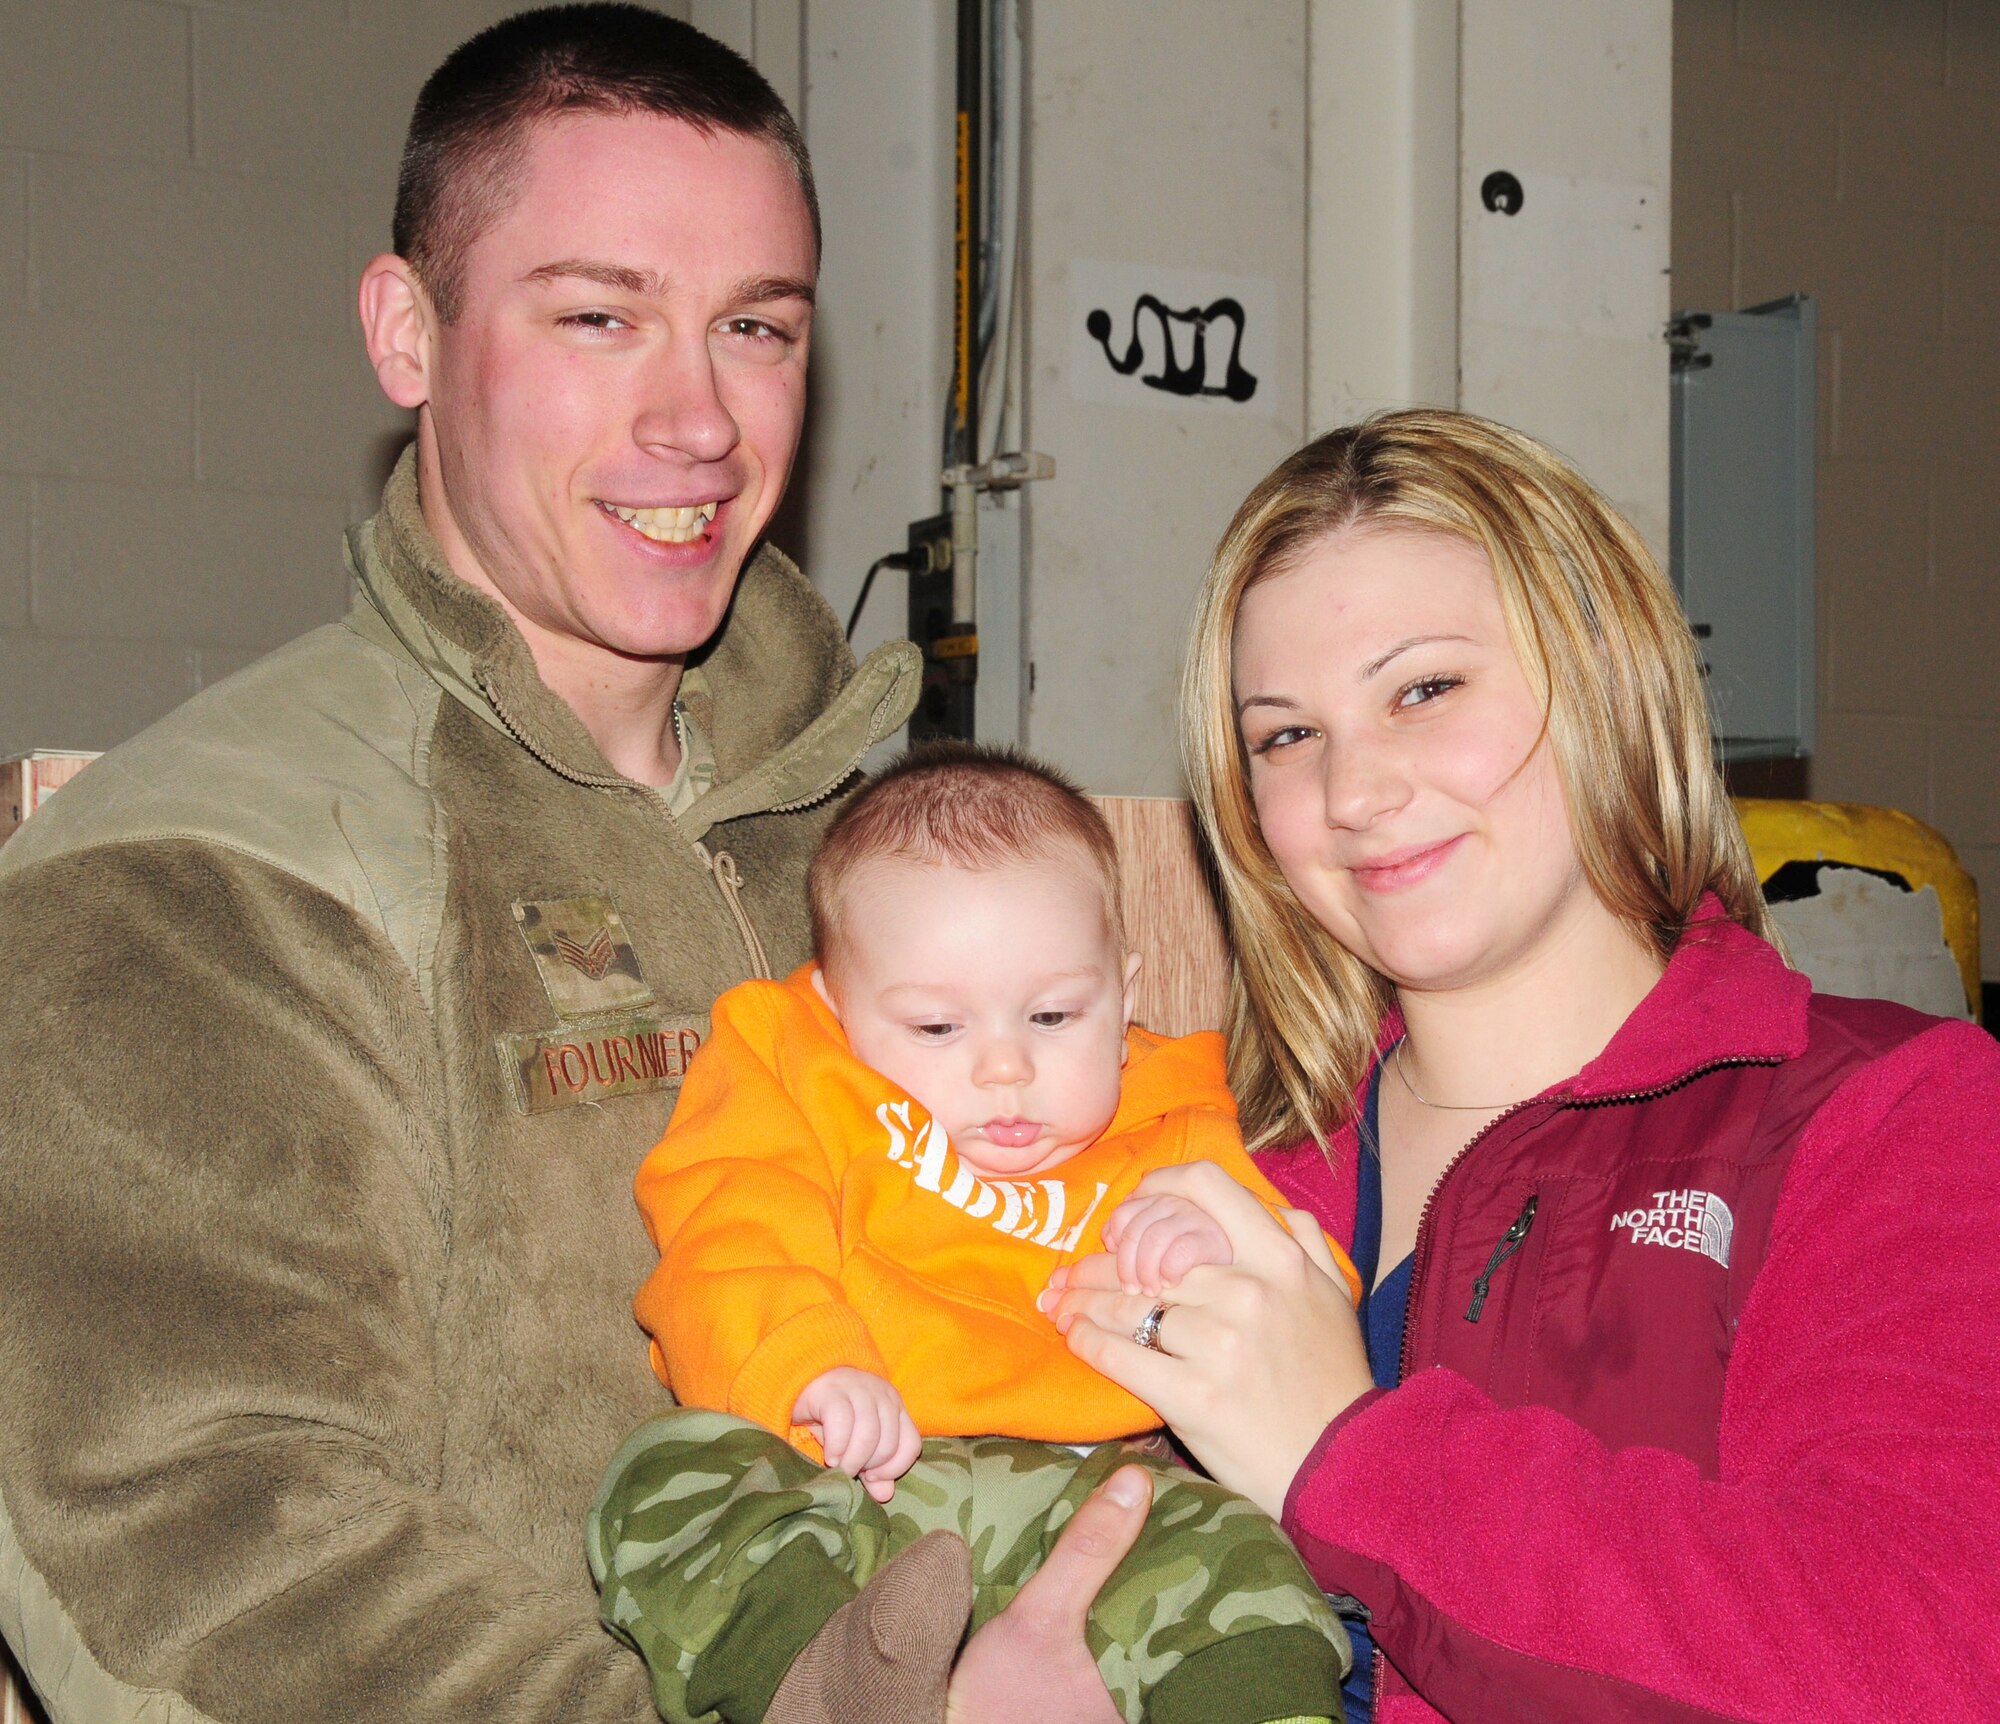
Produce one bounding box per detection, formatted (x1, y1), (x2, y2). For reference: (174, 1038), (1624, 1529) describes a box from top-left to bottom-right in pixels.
(1085, 295), (1258, 402)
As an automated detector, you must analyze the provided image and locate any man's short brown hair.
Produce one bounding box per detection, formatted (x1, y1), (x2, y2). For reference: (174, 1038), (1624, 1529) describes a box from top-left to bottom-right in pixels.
(393, 3), (819, 323)
(809, 744), (1126, 971)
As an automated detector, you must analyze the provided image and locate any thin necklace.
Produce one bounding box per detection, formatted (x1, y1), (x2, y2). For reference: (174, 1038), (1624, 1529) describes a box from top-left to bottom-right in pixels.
(1392, 1038), (1518, 1112)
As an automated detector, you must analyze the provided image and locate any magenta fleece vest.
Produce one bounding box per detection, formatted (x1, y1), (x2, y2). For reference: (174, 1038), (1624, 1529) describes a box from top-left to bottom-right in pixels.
(1387, 988), (1928, 1478)
(1257, 914), (1943, 1721)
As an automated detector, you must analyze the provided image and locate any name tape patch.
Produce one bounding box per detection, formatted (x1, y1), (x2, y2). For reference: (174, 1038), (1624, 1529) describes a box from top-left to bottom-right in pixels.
(502, 1012), (708, 1115)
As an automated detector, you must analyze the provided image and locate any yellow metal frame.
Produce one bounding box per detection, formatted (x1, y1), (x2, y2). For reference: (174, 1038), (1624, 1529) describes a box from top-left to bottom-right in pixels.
(1734, 798), (1982, 1019)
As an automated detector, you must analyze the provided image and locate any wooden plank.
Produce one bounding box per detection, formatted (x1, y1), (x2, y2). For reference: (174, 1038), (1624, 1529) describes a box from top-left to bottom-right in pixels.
(1093, 795), (1231, 1039)
(0, 751), (98, 848)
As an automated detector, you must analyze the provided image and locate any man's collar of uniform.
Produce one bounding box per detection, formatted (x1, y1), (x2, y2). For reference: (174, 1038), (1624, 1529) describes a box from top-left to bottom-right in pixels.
(343, 443), (919, 828)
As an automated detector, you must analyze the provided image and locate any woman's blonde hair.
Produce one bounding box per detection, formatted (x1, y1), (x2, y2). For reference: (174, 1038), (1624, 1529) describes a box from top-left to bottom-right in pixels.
(1182, 408), (1772, 1151)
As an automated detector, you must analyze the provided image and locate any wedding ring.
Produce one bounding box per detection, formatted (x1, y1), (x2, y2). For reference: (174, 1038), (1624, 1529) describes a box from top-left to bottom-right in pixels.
(1132, 1300), (1172, 1352)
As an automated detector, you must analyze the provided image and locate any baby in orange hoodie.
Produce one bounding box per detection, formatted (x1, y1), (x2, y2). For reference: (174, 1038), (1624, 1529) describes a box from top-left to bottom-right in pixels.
(589, 745), (1357, 1724)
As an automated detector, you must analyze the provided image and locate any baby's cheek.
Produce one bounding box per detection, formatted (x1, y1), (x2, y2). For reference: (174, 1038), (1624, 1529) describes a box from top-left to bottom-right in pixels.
(1087, 1043), (1129, 1130)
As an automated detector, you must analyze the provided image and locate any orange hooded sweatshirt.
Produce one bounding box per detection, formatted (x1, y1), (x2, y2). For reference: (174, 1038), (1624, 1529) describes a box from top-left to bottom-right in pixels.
(634, 965), (1358, 1455)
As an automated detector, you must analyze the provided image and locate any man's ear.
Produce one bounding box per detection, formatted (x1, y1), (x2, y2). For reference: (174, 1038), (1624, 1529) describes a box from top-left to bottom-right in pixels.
(359, 253), (437, 411)
(809, 963), (843, 1020)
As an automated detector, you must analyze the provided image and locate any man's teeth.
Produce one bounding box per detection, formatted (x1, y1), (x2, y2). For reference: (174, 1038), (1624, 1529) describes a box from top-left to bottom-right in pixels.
(605, 501), (718, 543)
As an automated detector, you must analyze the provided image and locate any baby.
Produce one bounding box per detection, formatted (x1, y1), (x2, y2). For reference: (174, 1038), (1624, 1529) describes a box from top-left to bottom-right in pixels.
(588, 744), (1357, 1724)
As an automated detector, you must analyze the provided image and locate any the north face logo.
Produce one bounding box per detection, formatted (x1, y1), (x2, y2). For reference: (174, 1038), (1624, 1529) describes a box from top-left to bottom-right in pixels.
(1609, 1189), (1733, 1267)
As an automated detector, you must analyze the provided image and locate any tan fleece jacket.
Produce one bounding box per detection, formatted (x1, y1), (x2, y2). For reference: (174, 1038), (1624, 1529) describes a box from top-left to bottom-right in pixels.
(0, 449), (918, 1724)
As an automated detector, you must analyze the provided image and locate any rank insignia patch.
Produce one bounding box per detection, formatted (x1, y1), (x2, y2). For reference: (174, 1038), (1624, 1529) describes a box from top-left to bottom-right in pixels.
(556, 927), (616, 980)
(513, 895), (654, 1018)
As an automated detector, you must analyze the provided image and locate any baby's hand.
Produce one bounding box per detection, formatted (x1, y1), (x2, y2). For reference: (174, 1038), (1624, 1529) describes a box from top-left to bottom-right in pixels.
(1100, 1190), (1233, 1295)
(791, 1367), (922, 1503)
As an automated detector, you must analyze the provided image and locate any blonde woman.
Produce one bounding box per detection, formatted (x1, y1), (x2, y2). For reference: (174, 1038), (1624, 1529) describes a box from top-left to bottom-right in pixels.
(1045, 410), (2000, 1722)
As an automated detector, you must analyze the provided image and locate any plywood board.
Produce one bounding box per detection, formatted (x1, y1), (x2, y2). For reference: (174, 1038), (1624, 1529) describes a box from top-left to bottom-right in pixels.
(0, 751), (98, 847)
(1094, 795), (1232, 1038)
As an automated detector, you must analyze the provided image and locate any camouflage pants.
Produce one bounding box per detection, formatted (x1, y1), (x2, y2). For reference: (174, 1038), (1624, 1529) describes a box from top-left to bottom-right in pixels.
(587, 1408), (1346, 1724)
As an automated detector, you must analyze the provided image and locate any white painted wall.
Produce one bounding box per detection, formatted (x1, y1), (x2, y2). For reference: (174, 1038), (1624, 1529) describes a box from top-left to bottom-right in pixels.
(1016, 1), (1312, 794)
(1457, 0), (1674, 555)
(776, 1), (955, 675)
(0, 0), (869, 764)
(685, 0), (803, 117)
(785, 0), (1673, 791)
(0, 0), (1674, 784)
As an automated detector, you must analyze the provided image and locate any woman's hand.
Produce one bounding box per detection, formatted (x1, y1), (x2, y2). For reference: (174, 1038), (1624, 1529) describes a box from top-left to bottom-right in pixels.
(1044, 1162), (1374, 1518)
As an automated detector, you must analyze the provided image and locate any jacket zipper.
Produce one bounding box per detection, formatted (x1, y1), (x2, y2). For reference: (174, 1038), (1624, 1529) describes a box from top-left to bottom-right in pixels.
(1393, 1052), (1776, 1383)
(1395, 1096), (1538, 1383)
(764, 745), (870, 815)
(1464, 1194), (1538, 1322)
(694, 841), (773, 980)
(482, 675), (779, 978)
(479, 673), (627, 791)
(1374, 1050), (1778, 1712)
(1370, 1088), (1540, 1718)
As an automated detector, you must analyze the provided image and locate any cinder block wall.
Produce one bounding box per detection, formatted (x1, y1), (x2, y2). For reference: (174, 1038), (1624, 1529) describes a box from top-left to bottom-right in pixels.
(1675, 0), (2000, 976)
(0, 0), (545, 759)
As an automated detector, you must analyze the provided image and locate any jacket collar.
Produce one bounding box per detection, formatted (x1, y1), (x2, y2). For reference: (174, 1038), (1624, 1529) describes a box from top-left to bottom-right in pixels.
(1562, 897), (1809, 1100)
(344, 445), (919, 839)
(1367, 896), (1807, 1105)
(1261, 900), (1810, 1233)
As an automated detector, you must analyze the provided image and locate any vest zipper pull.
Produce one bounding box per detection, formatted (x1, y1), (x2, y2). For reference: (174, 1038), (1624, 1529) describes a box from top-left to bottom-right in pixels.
(694, 841), (773, 980)
(1465, 1194), (1539, 1323)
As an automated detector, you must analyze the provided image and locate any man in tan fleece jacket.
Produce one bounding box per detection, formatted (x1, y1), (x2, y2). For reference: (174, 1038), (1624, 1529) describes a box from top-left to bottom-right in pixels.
(0, 8), (1150, 1723)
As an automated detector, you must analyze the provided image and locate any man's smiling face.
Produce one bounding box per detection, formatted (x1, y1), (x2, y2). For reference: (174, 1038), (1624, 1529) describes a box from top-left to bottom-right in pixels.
(416, 109), (817, 668)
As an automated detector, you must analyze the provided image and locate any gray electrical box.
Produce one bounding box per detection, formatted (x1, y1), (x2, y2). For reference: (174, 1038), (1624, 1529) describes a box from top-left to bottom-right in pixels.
(1669, 294), (1816, 760)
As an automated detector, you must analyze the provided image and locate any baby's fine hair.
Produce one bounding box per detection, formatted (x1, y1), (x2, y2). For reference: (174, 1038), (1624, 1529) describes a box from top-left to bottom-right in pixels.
(809, 743), (1125, 965)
